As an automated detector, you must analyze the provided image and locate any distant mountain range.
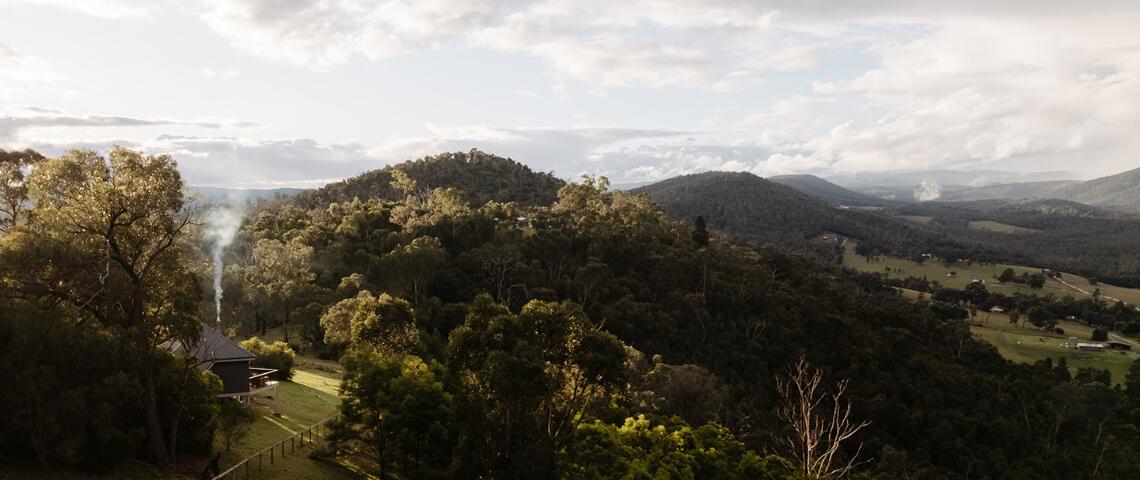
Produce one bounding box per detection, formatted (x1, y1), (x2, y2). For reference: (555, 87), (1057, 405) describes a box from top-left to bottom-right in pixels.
(826, 169), (1077, 189)
(768, 174), (898, 207)
(803, 166), (1140, 211)
(631, 171), (972, 259)
(1051, 166), (1140, 210)
(935, 181), (1077, 202)
(190, 186), (306, 203)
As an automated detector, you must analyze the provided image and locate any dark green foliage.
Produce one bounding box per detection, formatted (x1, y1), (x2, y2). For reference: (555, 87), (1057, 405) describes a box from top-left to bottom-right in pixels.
(329, 348), (455, 479)
(222, 163), (1140, 478)
(239, 337), (296, 380)
(0, 300), (221, 470)
(291, 149), (565, 209)
(217, 398), (256, 451)
(564, 416), (798, 480)
(1092, 328), (1108, 341)
(692, 215), (709, 247)
(0, 302), (143, 469)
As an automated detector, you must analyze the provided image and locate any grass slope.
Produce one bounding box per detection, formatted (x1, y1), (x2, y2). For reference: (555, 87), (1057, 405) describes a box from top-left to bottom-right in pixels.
(215, 357), (364, 480)
(969, 316), (1136, 384)
(967, 220), (1040, 234)
(842, 242), (1140, 305)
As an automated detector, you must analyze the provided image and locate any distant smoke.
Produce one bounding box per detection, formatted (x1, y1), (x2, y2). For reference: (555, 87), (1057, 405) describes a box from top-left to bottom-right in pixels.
(913, 180), (943, 202)
(204, 199), (244, 326)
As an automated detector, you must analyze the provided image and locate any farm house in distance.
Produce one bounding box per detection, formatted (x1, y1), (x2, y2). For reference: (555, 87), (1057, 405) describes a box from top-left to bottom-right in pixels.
(164, 323), (281, 414)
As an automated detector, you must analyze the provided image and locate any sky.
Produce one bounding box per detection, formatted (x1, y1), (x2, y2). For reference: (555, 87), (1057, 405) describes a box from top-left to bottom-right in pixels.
(1, 0), (1138, 188)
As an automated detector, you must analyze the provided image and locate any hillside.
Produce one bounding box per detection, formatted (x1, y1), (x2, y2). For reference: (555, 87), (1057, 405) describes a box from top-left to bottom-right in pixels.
(290, 149), (565, 209)
(935, 180), (1076, 202)
(892, 199), (1140, 286)
(827, 169), (1075, 189)
(768, 174), (897, 207)
(1053, 165), (1140, 210)
(632, 171), (972, 259)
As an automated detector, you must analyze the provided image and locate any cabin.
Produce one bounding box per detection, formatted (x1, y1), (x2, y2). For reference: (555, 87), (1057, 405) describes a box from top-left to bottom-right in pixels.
(1076, 342), (1105, 351)
(989, 306), (1006, 313)
(163, 324), (281, 413)
(1106, 341), (1133, 351)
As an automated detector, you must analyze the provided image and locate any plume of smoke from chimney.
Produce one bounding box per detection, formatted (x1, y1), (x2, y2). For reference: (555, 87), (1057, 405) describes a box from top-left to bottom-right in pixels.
(204, 197), (244, 327)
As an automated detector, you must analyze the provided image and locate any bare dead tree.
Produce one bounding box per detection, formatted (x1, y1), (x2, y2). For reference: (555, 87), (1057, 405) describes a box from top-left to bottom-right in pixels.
(775, 356), (871, 479)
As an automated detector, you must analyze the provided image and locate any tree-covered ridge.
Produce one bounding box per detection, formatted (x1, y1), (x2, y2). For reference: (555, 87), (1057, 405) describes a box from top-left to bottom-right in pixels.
(290, 149), (565, 209)
(633, 171), (980, 262)
(222, 169), (1140, 479)
(768, 173), (899, 208)
(5, 148), (1140, 479)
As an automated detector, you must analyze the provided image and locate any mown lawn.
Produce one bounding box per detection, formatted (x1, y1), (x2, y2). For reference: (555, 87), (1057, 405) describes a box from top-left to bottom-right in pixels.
(213, 358), (368, 480)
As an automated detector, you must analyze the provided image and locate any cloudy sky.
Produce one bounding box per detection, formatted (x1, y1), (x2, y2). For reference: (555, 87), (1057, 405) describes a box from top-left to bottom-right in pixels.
(1, 0), (1138, 188)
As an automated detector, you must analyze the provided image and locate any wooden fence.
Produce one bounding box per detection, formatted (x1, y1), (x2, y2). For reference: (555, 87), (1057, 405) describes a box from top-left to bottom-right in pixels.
(212, 414), (340, 480)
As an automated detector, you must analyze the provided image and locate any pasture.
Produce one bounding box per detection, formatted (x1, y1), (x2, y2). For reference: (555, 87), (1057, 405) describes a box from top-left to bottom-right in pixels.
(968, 315), (1136, 384)
(842, 242), (1140, 305)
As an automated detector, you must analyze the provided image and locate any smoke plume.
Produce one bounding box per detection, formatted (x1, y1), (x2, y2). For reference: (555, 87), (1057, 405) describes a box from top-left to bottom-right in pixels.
(204, 197), (244, 326)
(913, 180), (943, 202)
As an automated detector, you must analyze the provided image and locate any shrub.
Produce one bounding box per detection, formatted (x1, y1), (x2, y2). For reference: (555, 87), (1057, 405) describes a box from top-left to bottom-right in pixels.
(240, 337), (296, 380)
(1091, 328), (1109, 342)
(217, 398), (256, 451)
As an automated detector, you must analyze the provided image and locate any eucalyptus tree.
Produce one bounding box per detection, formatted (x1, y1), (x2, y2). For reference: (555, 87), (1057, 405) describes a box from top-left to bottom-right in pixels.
(0, 147), (204, 465)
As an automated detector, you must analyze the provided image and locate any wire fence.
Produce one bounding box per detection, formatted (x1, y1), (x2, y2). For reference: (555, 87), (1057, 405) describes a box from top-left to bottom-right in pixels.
(211, 414), (340, 480)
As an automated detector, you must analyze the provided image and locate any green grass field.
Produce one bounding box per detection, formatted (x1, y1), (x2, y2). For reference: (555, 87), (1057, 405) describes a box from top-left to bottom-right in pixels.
(851, 240), (1140, 384)
(212, 357), (368, 480)
(968, 315), (1136, 384)
(898, 215), (934, 224)
(967, 220), (1040, 234)
(843, 242), (1140, 305)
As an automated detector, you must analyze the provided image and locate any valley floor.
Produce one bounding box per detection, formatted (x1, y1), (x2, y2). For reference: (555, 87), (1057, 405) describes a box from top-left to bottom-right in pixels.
(841, 241), (1140, 305)
(969, 315), (1137, 384)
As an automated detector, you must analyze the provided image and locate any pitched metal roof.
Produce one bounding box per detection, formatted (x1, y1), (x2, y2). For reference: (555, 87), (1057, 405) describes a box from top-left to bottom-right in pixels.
(166, 323), (255, 363)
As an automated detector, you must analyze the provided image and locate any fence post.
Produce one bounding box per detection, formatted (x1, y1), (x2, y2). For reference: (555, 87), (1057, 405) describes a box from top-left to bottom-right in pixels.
(270, 446), (274, 464)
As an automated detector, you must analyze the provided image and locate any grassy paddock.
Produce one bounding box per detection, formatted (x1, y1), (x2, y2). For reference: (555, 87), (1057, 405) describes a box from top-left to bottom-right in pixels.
(968, 316), (1136, 384)
(843, 242), (1140, 305)
(213, 358), (363, 480)
(967, 220), (1040, 234)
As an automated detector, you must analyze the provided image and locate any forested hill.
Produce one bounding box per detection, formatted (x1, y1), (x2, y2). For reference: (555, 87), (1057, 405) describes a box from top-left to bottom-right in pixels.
(1053, 165), (1140, 210)
(290, 149), (565, 209)
(768, 173), (898, 207)
(934, 180), (1076, 202)
(633, 171), (975, 260)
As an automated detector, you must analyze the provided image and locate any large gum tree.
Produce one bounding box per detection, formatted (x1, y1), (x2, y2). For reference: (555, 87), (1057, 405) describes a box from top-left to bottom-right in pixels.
(0, 147), (202, 465)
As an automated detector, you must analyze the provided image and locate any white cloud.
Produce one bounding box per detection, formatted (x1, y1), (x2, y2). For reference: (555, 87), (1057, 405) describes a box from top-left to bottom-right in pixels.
(196, 0), (801, 89)
(791, 17), (1140, 175)
(0, 107), (258, 143)
(201, 67), (240, 78)
(370, 125), (689, 177)
(0, 0), (157, 19)
(0, 43), (67, 99)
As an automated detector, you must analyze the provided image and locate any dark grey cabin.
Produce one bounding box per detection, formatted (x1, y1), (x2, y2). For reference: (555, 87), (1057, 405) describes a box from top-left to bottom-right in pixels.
(166, 324), (262, 396)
